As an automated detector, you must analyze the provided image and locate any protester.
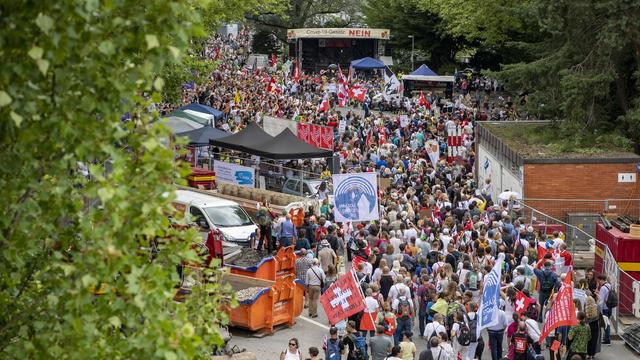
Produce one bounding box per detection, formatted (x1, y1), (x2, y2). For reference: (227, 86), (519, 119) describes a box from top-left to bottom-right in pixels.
(323, 327), (343, 360)
(399, 331), (416, 360)
(306, 259), (325, 318)
(280, 338), (303, 360)
(370, 325), (394, 360)
(567, 312), (591, 360)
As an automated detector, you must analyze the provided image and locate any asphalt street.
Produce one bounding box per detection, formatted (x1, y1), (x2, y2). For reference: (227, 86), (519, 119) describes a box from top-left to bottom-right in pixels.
(228, 303), (638, 359)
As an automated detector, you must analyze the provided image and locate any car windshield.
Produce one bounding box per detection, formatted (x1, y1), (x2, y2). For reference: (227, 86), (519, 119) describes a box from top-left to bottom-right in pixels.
(204, 206), (253, 227)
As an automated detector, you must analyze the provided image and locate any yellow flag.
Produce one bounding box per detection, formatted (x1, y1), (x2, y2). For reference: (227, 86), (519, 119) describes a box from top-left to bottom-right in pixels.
(234, 89), (240, 104)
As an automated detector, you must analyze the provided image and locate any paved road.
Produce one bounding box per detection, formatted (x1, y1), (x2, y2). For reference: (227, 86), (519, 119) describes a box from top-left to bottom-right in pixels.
(229, 303), (637, 359)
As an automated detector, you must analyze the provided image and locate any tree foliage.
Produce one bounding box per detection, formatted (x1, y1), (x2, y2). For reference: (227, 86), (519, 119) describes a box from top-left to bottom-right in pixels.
(363, 0), (465, 72)
(246, 0), (363, 44)
(0, 0), (274, 358)
(496, 0), (640, 150)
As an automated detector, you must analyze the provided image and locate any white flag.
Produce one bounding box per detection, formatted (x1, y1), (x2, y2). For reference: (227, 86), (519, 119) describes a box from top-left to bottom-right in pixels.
(476, 256), (504, 338)
(383, 66), (400, 101)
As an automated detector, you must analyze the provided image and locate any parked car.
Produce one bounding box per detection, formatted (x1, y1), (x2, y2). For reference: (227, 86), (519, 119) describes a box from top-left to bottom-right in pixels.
(173, 190), (257, 246)
(281, 178), (332, 197)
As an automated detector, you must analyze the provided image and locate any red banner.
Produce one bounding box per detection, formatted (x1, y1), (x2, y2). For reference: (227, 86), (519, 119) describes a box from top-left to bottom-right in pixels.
(538, 273), (577, 343)
(297, 123), (333, 150)
(320, 271), (365, 325)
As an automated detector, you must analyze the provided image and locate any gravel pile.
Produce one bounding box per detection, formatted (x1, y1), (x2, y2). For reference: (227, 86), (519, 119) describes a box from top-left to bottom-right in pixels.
(227, 249), (272, 267)
(236, 287), (265, 302)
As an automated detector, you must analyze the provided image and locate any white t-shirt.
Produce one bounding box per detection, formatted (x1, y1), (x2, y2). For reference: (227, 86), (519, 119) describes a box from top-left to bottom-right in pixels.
(524, 318), (541, 342)
(424, 321), (446, 338)
(364, 296), (379, 313)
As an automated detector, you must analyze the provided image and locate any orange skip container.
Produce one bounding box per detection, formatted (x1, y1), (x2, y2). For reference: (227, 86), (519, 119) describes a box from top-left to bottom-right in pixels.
(227, 246), (297, 281)
(223, 273), (304, 333)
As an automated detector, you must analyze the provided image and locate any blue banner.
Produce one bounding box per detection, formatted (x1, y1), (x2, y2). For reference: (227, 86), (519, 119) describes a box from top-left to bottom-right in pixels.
(476, 257), (503, 338)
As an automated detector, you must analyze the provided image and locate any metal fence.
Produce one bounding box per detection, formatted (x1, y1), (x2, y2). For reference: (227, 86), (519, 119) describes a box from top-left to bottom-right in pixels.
(515, 200), (640, 336)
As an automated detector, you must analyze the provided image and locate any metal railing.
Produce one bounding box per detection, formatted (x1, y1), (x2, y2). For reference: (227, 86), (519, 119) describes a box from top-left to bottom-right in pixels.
(514, 200), (640, 336)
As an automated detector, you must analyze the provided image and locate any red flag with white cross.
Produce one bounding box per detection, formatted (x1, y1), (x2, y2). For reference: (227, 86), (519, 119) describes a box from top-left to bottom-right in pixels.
(514, 290), (532, 315)
(320, 271), (365, 325)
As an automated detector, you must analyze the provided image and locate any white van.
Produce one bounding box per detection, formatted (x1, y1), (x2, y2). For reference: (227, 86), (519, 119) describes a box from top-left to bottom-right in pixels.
(173, 190), (257, 246)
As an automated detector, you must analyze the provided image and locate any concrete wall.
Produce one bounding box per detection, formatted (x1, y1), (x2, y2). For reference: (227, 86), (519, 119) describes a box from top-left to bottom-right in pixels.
(477, 143), (524, 202)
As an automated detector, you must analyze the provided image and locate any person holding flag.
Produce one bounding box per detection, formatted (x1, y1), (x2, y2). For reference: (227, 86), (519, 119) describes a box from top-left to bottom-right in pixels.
(480, 256), (510, 360)
(533, 260), (560, 321)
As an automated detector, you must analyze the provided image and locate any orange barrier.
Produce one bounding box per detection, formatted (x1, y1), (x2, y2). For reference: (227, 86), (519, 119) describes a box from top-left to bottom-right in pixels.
(224, 273), (304, 334)
(227, 246), (297, 280)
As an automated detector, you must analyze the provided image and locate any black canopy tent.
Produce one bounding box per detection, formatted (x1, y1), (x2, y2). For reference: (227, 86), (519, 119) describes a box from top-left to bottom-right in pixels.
(246, 128), (333, 159)
(176, 126), (229, 147)
(208, 122), (274, 152)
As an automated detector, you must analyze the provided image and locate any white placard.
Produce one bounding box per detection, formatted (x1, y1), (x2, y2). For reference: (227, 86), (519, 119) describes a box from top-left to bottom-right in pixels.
(400, 115), (409, 128)
(213, 161), (255, 188)
(332, 173), (379, 223)
(338, 120), (346, 134)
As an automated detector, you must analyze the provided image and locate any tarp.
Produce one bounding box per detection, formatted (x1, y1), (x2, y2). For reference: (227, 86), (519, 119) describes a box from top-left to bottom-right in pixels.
(170, 109), (210, 126)
(176, 126), (229, 147)
(410, 64), (438, 76)
(208, 122), (274, 152)
(247, 128), (333, 159)
(158, 116), (204, 134)
(350, 57), (386, 70)
(178, 103), (224, 121)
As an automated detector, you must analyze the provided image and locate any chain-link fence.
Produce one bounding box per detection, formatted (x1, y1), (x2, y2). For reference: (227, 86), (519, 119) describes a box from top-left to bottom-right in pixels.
(515, 200), (640, 336)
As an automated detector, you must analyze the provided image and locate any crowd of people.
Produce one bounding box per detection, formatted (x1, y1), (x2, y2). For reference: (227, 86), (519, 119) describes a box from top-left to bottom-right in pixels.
(173, 32), (615, 360)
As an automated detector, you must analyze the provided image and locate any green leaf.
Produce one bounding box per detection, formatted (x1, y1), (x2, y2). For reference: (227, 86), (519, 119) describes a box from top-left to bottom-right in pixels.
(145, 34), (159, 49)
(181, 323), (195, 337)
(164, 351), (177, 360)
(168, 46), (181, 59)
(28, 46), (44, 60)
(108, 316), (121, 328)
(47, 295), (59, 306)
(153, 77), (164, 91)
(10, 111), (23, 127)
(97, 187), (114, 202)
(36, 59), (49, 75)
(142, 138), (158, 151)
(81, 274), (96, 288)
(35, 13), (54, 34)
(98, 41), (115, 55)
(0, 91), (12, 107)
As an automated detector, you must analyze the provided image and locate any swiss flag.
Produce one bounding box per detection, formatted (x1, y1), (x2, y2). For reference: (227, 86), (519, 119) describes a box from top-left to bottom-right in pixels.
(214, 49), (221, 61)
(317, 96), (330, 113)
(294, 61), (301, 83)
(514, 290), (532, 315)
(347, 66), (353, 83)
(539, 272), (577, 343)
(352, 255), (368, 272)
(349, 85), (367, 102)
(419, 91), (428, 106)
(338, 82), (349, 107)
(271, 53), (277, 67)
(537, 242), (552, 262)
(267, 76), (280, 94)
(337, 65), (345, 84)
(320, 271), (366, 325)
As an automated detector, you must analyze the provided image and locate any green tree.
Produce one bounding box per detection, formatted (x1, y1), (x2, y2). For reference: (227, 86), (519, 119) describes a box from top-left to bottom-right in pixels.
(496, 0), (640, 150)
(246, 0), (363, 44)
(363, 0), (465, 72)
(0, 0), (274, 358)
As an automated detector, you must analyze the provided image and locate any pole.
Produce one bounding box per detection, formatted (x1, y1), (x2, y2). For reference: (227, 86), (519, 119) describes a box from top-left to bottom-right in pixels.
(409, 35), (415, 71)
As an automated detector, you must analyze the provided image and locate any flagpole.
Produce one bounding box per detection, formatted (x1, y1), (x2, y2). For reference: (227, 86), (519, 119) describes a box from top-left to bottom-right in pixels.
(350, 268), (376, 333)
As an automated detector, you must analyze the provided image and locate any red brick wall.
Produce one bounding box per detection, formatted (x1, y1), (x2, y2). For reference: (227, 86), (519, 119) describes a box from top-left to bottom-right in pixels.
(523, 162), (640, 219)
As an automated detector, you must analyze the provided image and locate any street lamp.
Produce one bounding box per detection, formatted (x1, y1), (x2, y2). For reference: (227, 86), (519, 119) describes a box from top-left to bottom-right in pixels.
(408, 35), (415, 71)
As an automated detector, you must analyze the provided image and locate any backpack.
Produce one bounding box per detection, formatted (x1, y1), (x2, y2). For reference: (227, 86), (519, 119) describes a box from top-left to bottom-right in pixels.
(348, 333), (368, 360)
(605, 284), (619, 309)
(539, 270), (554, 293)
(383, 315), (396, 336)
(515, 240), (525, 258)
(396, 297), (413, 319)
(326, 338), (341, 360)
(256, 209), (271, 226)
(457, 321), (472, 346)
(468, 271), (479, 291)
(445, 302), (461, 331)
(464, 313), (478, 343)
(513, 332), (528, 354)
